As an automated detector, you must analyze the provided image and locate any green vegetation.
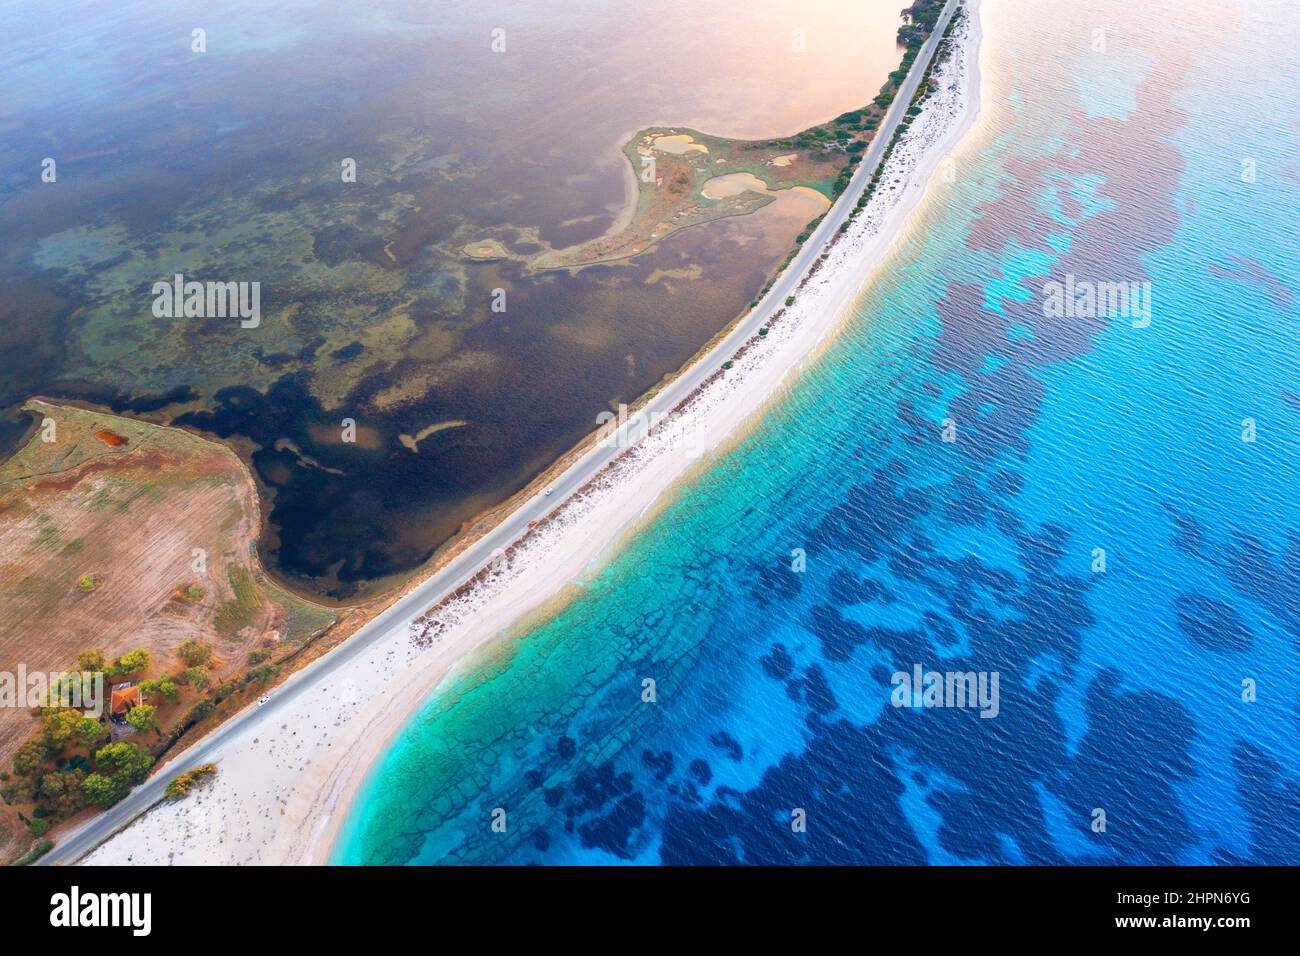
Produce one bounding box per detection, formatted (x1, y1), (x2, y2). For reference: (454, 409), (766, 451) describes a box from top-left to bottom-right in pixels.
(39, 767), (86, 815)
(76, 572), (102, 593)
(3, 644), (166, 829)
(248, 663), (280, 686)
(126, 705), (158, 734)
(844, 9), (958, 232)
(898, 0), (946, 47)
(180, 666), (211, 690)
(164, 763), (218, 800)
(77, 649), (106, 672)
(183, 582), (204, 601)
(10, 841), (54, 866)
(188, 699), (215, 723)
(41, 709), (82, 750)
(80, 741), (155, 808)
(11, 740), (46, 777)
(81, 772), (128, 807)
(139, 675), (179, 702)
(177, 638), (213, 667)
(214, 565), (262, 638)
(76, 716), (107, 748)
(111, 648), (150, 677)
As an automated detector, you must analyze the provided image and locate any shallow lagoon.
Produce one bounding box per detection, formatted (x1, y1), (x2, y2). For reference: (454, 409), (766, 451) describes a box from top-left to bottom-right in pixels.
(0, 0), (905, 597)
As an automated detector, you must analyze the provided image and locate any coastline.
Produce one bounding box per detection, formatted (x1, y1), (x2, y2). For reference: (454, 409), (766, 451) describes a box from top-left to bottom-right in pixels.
(77, 0), (984, 866)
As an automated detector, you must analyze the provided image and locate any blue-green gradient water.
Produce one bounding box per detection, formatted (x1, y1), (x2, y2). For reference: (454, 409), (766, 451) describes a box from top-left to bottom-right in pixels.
(338, 0), (1300, 864)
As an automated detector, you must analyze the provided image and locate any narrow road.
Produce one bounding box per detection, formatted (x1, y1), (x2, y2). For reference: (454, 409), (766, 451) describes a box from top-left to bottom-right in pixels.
(43, 0), (958, 866)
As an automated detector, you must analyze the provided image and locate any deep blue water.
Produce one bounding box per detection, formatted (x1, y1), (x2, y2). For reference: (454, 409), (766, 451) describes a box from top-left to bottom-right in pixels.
(338, 0), (1300, 864)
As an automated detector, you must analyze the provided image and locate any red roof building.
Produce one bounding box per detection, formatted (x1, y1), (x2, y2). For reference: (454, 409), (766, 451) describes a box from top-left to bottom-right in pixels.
(109, 682), (142, 717)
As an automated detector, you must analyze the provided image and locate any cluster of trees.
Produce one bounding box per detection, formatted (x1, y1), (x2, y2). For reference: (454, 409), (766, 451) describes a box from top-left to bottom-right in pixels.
(2, 642), (202, 827)
(81, 742), (155, 807)
(3, 633), (283, 837)
(76, 647), (151, 681)
(5, 726), (155, 826)
(897, 0), (946, 48)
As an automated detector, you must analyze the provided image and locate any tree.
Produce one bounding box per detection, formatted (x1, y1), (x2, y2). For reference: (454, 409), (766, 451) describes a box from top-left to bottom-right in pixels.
(188, 699), (215, 722)
(176, 640), (212, 667)
(125, 705), (158, 734)
(249, 663), (279, 686)
(113, 648), (151, 677)
(140, 675), (179, 703)
(94, 742), (154, 784)
(12, 740), (48, 777)
(77, 650), (106, 673)
(76, 717), (107, 749)
(81, 772), (128, 808)
(39, 769), (87, 815)
(181, 666), (210, 691)
(41, 709), (82, 750)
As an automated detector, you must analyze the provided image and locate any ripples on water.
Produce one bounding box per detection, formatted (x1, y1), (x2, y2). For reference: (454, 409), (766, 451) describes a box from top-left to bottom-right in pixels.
(339, 0), (1300, 864)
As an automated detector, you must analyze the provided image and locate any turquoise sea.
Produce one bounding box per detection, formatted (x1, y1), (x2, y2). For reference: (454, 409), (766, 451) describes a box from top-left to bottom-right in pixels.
(337, 0), (1300, 864)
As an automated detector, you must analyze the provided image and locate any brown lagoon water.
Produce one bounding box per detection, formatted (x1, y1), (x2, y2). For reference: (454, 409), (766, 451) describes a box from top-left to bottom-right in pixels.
(0, 0), (903, 597)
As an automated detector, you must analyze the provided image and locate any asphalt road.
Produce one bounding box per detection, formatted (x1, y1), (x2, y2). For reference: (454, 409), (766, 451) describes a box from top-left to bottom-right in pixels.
(42, 0), (958, 866)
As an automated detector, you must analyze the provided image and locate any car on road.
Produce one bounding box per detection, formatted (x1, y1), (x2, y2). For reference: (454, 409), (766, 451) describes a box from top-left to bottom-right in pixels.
(258, 695), (271, 707)
(544, 487), (553, 496)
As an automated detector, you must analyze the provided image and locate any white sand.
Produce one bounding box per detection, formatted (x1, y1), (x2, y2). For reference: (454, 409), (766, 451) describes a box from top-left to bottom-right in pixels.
(83, 2), (983, 866)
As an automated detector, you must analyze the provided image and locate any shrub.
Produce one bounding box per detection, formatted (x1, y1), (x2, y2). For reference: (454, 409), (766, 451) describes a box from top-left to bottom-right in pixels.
(188, 699), (216, 722)
(248, 663), (280, 686)
(177, 639), (212, 667)
(214, 566), (261, 639)
(181, 666), (210, 691)
(164, 764), (218, 801)
(11, 841), (54, 866)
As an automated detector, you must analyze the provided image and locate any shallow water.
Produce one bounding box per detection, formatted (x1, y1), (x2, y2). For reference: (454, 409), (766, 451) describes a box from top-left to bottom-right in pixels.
(0, 0), (905, 596)
(338, 0), (1300, 864)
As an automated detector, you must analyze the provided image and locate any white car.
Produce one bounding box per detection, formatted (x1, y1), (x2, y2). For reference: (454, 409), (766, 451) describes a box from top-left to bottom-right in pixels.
(257, 695), (271, 707)
(544, 487), (553, 496)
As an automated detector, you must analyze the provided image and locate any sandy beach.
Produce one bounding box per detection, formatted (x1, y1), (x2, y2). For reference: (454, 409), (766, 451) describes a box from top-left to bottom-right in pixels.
(82, 1), (984, 866)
